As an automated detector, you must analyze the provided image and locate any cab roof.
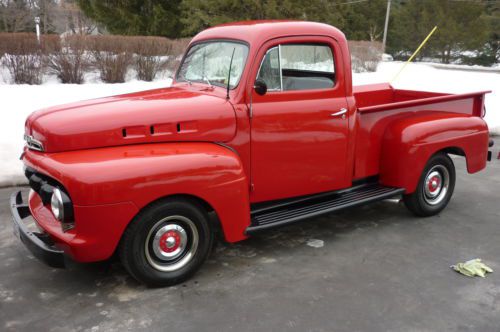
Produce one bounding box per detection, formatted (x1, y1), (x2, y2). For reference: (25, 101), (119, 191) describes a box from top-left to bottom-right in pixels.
(190, 20), (346, 47)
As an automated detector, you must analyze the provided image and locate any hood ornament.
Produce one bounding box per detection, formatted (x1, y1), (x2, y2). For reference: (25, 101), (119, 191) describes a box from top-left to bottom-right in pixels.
(24, 135), (44, 152)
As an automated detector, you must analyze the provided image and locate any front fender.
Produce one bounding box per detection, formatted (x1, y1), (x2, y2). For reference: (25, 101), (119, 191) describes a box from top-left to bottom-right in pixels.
(24, 142), (250, 244)
(379, 112), (489, 193)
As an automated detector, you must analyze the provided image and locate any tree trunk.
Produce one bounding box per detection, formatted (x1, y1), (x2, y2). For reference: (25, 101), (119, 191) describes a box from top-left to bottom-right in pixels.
(43, 0), (48, 34)
(445, 45), (452, 64)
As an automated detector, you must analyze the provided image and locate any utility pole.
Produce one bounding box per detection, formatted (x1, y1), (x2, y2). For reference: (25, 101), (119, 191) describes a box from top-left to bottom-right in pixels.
(382, 0), (391, 53)
(35, 17), (41, 44)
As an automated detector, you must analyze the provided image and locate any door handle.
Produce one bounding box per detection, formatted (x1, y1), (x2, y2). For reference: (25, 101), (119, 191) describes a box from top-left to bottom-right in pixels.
(331, 108), (347, 119)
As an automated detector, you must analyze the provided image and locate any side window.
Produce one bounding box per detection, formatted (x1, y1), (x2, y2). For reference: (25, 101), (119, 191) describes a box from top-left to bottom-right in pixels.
(281, 44), (335, 91)
(256, 47), (281, 91)
(256, 44), (335, 92)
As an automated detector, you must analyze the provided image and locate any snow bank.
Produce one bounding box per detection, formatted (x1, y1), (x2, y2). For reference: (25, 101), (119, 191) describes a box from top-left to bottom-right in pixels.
(0, 61), (498, 186)
(353, 62), (500, 135)
(0, 79), (171, 187)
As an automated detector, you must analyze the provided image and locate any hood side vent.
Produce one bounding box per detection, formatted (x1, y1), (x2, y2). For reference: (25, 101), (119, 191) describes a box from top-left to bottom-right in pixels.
(177, 120), (198, 134)
(150, 123), (174, 136)
(122, 126), (147, 139)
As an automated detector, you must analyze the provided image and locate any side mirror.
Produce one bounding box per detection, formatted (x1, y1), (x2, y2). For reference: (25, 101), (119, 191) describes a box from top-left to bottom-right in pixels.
(254, 79), (267, 96)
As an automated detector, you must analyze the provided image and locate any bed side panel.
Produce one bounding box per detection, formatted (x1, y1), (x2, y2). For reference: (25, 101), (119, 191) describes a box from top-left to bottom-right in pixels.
(354, 98), (476, 180)
(353, 83), (394, 108)
(379, 114), (489, 193)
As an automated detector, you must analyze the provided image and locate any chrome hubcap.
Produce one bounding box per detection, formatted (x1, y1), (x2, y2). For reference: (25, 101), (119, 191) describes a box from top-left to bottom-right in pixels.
(145, 216), (199, 272)
(423, 165), (449, 205)
(153, 224), (187, 260)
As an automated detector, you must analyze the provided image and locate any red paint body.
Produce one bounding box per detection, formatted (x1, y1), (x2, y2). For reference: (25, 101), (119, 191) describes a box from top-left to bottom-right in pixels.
(21, 21), (490, 263)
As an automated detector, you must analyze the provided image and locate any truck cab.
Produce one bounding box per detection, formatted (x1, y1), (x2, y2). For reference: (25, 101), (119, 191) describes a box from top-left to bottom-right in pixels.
(11, 21), (492, 286)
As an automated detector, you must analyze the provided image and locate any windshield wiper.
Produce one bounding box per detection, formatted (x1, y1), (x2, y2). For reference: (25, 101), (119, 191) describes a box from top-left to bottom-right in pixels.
(202, 75), (213, 88)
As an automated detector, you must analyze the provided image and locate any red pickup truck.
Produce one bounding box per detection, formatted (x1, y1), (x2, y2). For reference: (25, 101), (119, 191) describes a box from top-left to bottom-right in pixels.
(11, 21), (493, 286)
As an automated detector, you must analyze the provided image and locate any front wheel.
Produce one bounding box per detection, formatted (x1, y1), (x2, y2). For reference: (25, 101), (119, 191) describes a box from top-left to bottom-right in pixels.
(403, 153), (456, 217)
(119, 198), (214, 287)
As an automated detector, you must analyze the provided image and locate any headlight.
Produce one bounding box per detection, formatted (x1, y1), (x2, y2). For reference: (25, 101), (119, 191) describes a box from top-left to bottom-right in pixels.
(50, 188), (74, 231)
(51, 188), (64, 221)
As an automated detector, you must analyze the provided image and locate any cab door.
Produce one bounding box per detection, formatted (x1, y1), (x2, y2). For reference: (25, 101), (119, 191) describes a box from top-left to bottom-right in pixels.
(249, 37), (350, 202)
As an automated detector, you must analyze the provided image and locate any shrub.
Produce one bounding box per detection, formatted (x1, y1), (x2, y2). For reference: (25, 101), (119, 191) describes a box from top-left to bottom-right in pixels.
(88, 35), (133, 83)
(2, 53), (43, 84)
(0, 33), (43, 84)
(0, 33), (38, 56)
(0, 33), (61, 84)
(165, 38), (190, 74)
(349, 41), (383, 73)
(130, 36), (172, 81)
(129, 36), (190, 81)
(0, 33), (191, 84)
(47, 35), (90, 84)
(40, 35), (61, 55)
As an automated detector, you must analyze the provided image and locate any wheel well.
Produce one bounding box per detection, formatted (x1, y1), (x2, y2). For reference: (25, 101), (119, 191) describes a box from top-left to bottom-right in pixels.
(112, 194), (224, 260)
(438, 146), (466, 157)
(144, 194), (223, 237)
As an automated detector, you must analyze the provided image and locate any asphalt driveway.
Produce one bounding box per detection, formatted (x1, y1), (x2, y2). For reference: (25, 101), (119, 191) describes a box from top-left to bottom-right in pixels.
(1, 139), (499, 332)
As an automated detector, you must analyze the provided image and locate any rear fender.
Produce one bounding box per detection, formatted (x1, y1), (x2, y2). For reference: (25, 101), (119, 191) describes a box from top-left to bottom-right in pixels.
(23, 142), (250, 244)
(379, 112), (489, 193)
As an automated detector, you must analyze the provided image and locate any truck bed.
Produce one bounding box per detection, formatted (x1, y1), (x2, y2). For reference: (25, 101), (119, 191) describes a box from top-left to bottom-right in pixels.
(353, 83), (487, 115)
(352, 83), (489, 180)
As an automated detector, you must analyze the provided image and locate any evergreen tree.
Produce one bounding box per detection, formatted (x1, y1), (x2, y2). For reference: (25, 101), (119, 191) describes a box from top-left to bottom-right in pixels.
(179, 0), (344, 37)
(388, 0), (488, 63)
(481, 1), (500, 65)
(340, 0), (387, 41)
(77, 0), (183, 38)
(71, 0), (497, 65)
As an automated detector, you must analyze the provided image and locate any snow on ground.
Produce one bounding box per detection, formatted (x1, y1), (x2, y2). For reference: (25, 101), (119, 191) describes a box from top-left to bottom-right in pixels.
(0, 61), (499, 186)
(0, 78), (172, 187)
(353, 62), (500, 135)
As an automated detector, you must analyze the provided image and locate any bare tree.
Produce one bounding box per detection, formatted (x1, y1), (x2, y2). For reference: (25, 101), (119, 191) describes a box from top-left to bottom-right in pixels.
(0, 0), (34, 32)
(0, 0), (96, 35)
(36, 0), (57, 33)
(57, 0), (98, 35)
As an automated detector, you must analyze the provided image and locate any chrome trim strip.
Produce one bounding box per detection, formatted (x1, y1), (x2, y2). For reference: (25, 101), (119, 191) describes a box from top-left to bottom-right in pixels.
(256, 46), (282, 92)
(278, 44), (283, 91)
(214, 142), (239, 156)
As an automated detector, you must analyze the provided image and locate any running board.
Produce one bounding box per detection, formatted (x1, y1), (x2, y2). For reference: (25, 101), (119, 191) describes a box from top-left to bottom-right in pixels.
(246, 184), (405, 234)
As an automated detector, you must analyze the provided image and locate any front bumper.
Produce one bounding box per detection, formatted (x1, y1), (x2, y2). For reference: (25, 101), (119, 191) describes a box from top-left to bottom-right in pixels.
(10, 191), (65, 268)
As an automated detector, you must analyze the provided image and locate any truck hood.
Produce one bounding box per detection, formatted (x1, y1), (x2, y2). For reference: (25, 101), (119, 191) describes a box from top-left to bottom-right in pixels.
(25, 86), (237, 153)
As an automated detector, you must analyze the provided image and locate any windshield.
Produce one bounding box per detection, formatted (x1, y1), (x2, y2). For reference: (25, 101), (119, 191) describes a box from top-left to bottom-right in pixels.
(176, 41), (249, 89)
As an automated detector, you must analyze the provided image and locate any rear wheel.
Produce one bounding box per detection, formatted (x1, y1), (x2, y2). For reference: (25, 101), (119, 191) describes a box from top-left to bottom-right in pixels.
(119, 198), (214, 287)
(403, 153), (456, 217)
